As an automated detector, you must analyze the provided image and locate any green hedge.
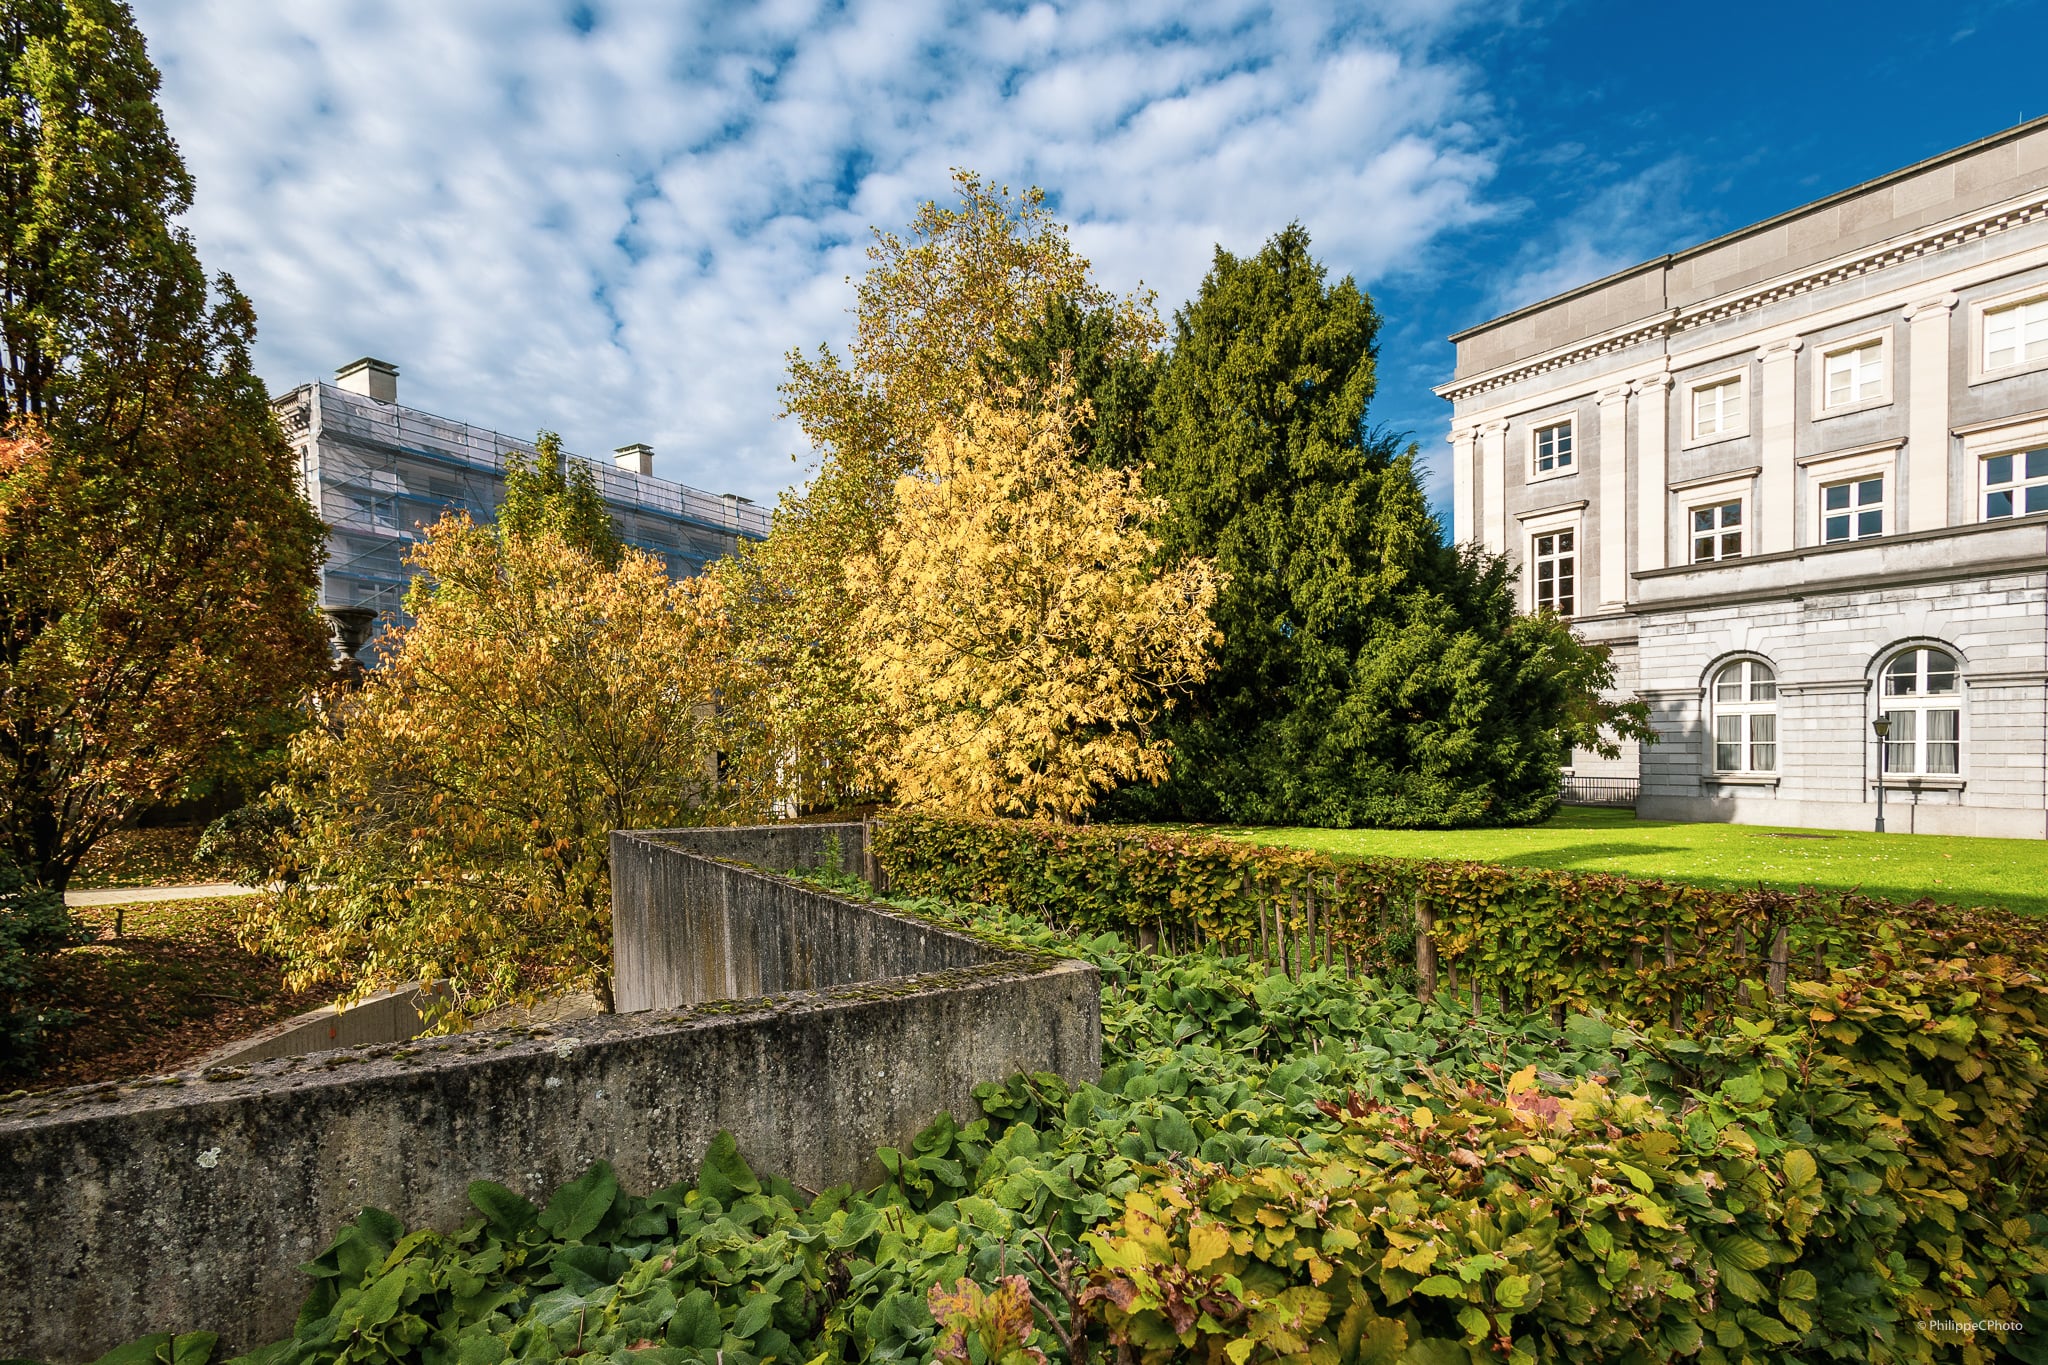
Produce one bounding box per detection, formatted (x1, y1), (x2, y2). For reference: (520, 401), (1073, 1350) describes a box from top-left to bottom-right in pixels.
(871, 812), (2048, 1028)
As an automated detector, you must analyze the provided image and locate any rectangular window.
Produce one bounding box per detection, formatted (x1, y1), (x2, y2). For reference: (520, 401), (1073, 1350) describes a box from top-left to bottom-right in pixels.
(1927, 709), (1960, 775)
(1532, 529), (1575, 616)
(1749, 712), (1777, 773)
(1879, 707), (1961, 775)
(1533, 421), (1573, 474)
(1823, 341), (1884, 408)
(1821, 475), (1885, 543)
(1983, 448), (2048, 519)
(1714, 714), (1742, 772)
(1692, 377), (1744, 440)
(1984, 297), (2048, 371)
(1882, 709), (1915, 773)
(1690, 500), (1743, 562)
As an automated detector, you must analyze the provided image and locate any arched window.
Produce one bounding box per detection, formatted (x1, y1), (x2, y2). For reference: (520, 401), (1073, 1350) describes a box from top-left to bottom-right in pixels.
(1711, 660), (1777, 773)
(1879, 648), (1960, 775)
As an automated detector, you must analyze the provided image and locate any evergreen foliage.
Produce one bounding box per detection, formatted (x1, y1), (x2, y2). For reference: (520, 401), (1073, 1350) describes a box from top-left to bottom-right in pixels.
(0, 855), (84, 1073)
(984, 294), (1159, 469)
(0, 0), (329, 888)
(1123, 224), (1646, 826)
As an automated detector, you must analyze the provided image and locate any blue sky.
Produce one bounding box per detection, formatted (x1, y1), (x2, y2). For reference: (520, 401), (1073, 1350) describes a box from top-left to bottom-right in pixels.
(129, 0), (2048, 519)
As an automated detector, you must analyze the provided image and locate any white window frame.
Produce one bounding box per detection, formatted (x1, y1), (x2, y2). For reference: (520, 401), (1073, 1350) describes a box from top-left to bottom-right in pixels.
(1709, 659), (1778, 776)
(1688, 496), (1746, 563)
(1877, 647), (1962, 780)
(1813, 329), (1891, 417)
(1519, 507), (1582, 618)
(1980, 445), (2048, 522)
(1818, 472), (1888, 545)
(1527, 417), (1576, 483)
(1683, 368), (1749, 447)
(1969, 284), (2048, 384)
(1798, 443), (1898, 548)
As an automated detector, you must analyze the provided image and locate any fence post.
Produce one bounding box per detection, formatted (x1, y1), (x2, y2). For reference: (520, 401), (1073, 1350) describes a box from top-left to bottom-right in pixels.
(1258, 886), (1270, 970)
(1414, 897), (1437, 1003)
(1769, 926), (1790, 1000)
(1663, 927), (1679, 1029)
(1734, 924), (1751, 1007)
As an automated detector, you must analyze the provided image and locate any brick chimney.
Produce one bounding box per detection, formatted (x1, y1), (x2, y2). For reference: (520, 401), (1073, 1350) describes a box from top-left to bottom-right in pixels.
(614, 443), (654, 476)
(335, 357), (399, 403)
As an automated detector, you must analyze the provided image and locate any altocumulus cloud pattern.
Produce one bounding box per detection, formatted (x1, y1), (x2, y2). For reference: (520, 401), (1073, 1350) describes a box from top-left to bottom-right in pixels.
(133, 0), (1501, 504)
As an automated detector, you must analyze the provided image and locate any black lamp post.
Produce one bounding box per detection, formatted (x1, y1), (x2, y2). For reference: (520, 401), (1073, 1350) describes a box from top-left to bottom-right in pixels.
(1871, 715), (1891, 833)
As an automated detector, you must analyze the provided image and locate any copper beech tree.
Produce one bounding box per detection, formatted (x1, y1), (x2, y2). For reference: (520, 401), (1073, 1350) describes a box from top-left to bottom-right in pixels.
(850, 388), (1220, 821)
(252, 519), (766, 1020)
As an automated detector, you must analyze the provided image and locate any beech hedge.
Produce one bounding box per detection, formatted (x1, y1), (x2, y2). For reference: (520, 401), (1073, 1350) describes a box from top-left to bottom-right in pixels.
(871, 812), (2048, 1027)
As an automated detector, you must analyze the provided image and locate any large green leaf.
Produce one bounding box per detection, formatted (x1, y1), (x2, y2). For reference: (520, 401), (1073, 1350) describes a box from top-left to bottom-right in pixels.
(537, 1161), (618, 1242)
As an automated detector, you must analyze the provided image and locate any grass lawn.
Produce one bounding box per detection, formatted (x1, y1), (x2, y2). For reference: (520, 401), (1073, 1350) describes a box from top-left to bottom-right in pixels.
(1209, 806), (2048, 915)
(11, 896), (335, 1095)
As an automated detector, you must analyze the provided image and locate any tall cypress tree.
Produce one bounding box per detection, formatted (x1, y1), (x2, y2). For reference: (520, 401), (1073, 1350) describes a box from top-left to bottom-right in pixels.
(0, 0), (329, 887)
(1129, 225), (1646, 826)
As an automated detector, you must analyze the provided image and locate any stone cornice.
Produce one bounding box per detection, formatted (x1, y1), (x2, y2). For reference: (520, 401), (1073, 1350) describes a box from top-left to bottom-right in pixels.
(1436, 190), (2048, 405)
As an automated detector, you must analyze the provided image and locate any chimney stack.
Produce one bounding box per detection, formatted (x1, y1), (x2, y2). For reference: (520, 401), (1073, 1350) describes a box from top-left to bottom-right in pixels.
(614, 443), (654, 476)
(335, 357), (399, 403)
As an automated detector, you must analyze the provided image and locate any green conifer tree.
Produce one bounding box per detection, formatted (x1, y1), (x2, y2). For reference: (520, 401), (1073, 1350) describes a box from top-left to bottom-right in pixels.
(1130, 224), (1647, 826)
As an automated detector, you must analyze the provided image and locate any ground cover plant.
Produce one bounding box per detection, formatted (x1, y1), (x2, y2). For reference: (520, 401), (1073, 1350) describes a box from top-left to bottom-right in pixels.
(71, 878), (2048, 1365)
(6, 895), (334, 1092)
(1219, 806), (2048, 916)
(70, 826), (212, 891)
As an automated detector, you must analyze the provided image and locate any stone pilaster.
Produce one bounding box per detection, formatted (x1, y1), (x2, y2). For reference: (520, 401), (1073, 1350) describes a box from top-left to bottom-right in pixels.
(1597, 384), (1630, 609)
(1758, 340), (1801, 553)
(1632, 374), (1672, 573)
(1906, 294), (1957, 532)
(1480, 419), (1509, 554)
(1449, 426), (1477, 545)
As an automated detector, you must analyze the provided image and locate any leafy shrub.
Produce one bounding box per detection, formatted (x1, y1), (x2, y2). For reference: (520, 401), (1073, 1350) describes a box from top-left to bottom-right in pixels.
(1090, 985), (2048, 1364)
(873, 811), (2048, 1027)
(0, 857), (89, 1074)
(62, 895), (2048, 1364)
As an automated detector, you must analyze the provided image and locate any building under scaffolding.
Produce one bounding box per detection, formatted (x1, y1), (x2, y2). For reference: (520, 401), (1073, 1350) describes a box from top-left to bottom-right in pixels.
(273, 358), (770, 652)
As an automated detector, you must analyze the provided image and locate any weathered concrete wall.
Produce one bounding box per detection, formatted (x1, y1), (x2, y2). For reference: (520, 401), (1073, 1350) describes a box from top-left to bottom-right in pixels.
(0, 833), (1101, 1364)
(612, 828), (992, 1012)
(192, 981), (448, 1068)
(630, 821), (869, 878)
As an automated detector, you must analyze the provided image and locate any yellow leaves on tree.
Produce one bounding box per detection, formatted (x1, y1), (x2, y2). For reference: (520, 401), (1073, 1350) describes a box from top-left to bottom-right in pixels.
(731, 170), (1160, 811)
(851, 391), (1219, 822)
(253, 519), (762, 1020)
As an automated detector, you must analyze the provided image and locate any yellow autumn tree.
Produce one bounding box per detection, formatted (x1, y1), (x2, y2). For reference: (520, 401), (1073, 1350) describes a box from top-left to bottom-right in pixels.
(248, 519), (767, 1021)
(726, 170), (1160, 810)
(850, 387), (1220, 820)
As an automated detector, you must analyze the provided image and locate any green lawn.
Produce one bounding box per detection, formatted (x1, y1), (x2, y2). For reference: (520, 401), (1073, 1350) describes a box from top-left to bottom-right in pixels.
(1207, 806), (2048, 915)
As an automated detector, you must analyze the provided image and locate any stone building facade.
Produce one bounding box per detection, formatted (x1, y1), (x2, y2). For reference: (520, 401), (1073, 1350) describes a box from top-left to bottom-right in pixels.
(274, 358), (768, 654)
(1438, 119), (2048, 838)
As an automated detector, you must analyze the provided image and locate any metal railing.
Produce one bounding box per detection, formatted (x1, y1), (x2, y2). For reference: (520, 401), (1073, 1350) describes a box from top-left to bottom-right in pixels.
(1559, 775), (1639, 807)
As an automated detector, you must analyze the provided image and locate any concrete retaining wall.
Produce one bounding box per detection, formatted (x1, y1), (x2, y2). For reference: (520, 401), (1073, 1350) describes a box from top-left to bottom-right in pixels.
(192, 981), (448, 1068)
(612, 827), (984, 1011)
(0, 828), (1100, 1363)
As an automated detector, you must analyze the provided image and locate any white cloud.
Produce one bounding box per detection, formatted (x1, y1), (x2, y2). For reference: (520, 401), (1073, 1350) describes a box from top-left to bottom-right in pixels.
(132, 0), (1502, 504)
